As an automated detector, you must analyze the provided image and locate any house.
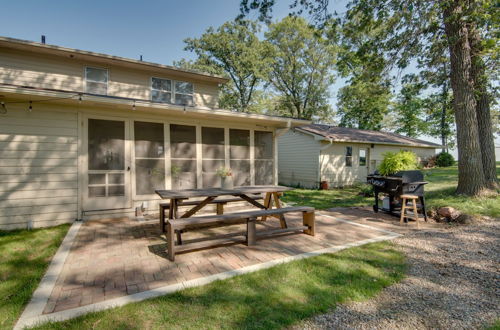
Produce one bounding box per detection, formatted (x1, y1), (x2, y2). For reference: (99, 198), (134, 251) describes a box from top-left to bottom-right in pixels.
(0, 36), (308, 230)
(278, 124), (441, 189)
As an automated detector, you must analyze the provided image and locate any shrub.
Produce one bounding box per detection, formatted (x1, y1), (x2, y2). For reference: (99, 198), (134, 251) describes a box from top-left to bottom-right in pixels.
(435, 152), (455, 167)
(357, 183), (374, 197)
(378, 151), (418, 176)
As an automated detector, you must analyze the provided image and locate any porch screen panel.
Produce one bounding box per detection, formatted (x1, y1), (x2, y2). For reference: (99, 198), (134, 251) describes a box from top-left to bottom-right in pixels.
(254, 131), (274, 185)
(202, 127), (225, 187)
(170, 124), (197, 189)
(134, 121), (165, 195)
(230, 129), (250, 186)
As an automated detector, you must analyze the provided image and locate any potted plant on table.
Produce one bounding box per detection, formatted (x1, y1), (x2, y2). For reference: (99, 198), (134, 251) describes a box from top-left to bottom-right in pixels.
(216, 167), (233, 189)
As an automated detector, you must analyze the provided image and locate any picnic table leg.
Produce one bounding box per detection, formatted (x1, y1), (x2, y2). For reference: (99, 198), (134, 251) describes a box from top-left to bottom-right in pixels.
(303, 211), (315, 236)
(272, 192), (287, 229)
(247, 217), (256, 246)
(160, 204), (165, 233)
(168, 199), (183, 245)
(261, 192), (272, 221)
(167, 221), (175, 262)
(216, 203), (224, 215)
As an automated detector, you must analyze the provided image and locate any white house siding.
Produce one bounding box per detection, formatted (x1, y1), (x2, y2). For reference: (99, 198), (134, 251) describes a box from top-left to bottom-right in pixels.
(278, 131), (320, 188)
(0, 103), (79, 230)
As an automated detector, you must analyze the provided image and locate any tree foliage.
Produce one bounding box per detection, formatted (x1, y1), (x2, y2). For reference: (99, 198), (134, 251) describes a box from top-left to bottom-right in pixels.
(183, 20), (271, 111)
(264, 16), (336, 120)
(239, 0), (499, 195)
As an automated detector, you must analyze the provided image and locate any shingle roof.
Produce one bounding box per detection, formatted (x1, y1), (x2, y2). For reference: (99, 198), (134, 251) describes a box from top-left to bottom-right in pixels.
(296, 124), (441, 148)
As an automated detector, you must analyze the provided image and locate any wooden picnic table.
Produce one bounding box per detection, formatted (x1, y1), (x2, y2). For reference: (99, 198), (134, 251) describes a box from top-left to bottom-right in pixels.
(155, 185), (293, 234)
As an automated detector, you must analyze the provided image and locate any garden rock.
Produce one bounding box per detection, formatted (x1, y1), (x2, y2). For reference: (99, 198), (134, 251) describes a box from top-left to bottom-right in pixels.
(438, 207), (460, 220)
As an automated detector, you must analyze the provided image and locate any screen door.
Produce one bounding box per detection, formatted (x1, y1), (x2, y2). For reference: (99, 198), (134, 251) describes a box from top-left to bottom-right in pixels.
(83, 118), (131, 211)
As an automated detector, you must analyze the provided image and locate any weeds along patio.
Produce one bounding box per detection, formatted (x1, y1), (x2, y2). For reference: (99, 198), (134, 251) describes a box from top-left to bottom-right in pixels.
(15, 210), (412, 328)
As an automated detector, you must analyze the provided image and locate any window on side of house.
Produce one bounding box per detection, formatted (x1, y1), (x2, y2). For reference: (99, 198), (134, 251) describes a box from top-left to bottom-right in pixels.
(174, 81), (194, 106)
(151, 77), (172, 103)
(345, 146), (353, 167)
(359, 149), (367, 166)
(85, 67), (108, 95)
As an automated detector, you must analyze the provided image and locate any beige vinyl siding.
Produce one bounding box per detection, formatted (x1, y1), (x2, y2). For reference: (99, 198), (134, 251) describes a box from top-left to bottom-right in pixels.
(320, 142), (370, 187)
(278, 131), (320, 189)
(0, 47), (219, 109)
(370, 145), (436, 162)
(0, 104), (78, 229)
(320, 142), (437, 187)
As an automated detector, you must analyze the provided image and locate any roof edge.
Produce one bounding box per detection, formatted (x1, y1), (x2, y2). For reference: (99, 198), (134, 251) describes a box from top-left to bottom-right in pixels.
(294, 127), (442, 149)
(0, 36), (229, 83)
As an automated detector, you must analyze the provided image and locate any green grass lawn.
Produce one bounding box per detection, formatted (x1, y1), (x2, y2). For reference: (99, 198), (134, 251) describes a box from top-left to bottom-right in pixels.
(32, 241), (404, 330)
(0, 224), (69, 329)
(282, 163), (500, 218)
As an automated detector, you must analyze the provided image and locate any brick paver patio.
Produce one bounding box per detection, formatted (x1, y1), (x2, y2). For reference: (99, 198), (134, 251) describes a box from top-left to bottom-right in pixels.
(42, 210), (408, 314)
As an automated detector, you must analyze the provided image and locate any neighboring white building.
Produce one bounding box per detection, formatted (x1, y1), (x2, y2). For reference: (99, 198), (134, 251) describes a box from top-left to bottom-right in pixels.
(278, 124), (441, 189)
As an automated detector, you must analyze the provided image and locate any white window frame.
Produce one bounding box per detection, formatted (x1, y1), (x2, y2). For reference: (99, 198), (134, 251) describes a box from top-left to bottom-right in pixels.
(345, 146), (353, 167)
(173, 80), (194, 106)
(151, 77), (173, 104)
(84, 66), (108, 95)
(151, 77), (194, 106)
(359, 148), (367, 167)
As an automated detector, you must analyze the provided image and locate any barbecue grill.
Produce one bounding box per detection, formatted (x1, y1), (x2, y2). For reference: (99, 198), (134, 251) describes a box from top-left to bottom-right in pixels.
(367, 170), (428, 221)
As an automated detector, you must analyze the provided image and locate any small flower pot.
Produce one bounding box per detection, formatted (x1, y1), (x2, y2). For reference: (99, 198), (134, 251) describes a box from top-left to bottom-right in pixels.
(221, 176), (234, 189)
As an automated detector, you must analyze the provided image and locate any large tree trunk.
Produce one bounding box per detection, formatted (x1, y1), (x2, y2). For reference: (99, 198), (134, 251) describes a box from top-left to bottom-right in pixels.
(469, 27), (499, 189)
(443, 0), (487, 196)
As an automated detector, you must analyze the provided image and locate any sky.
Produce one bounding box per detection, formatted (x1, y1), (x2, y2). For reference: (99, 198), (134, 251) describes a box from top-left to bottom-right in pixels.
(1, 0), (497, 159)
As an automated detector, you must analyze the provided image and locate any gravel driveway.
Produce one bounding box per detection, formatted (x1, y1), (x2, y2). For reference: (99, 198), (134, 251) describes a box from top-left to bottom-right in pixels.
(296, 219), (500, 329)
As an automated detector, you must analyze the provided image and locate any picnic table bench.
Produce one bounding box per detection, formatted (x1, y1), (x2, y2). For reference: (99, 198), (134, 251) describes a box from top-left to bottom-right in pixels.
(166, 206), (315, 261)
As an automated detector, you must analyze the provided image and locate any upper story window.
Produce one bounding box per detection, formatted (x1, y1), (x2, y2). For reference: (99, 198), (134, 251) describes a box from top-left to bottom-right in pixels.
(85, 67), (108, 95)
(174, 81), (194, 106)
(151, 77), (172, 103)
(151, 78), (194, 106)
(345, 146), (353, 167)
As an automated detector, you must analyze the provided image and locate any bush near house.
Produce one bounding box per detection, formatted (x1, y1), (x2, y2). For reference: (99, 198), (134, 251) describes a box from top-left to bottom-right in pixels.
(435, 152), (455, 167)
(377, 151), (419, 176)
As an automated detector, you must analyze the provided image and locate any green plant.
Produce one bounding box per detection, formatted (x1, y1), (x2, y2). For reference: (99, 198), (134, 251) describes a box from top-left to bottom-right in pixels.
(435, 152), (455, 167)
(216, 167), (232, 177)
(378, 151), (418, 176)
(171, 165), (181, 178)
(357, 183), (374, 197)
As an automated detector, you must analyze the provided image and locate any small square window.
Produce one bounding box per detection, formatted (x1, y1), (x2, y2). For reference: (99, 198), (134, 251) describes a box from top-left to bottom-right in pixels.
(85, 67), (108, 95)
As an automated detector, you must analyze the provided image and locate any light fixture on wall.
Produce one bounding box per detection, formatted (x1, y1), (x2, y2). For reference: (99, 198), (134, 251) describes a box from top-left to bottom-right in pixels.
(28, 101), (33, 112)
(132, 100), (136, 111)
(78, 94), (82, 104)
(0, 102), (6, 114)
